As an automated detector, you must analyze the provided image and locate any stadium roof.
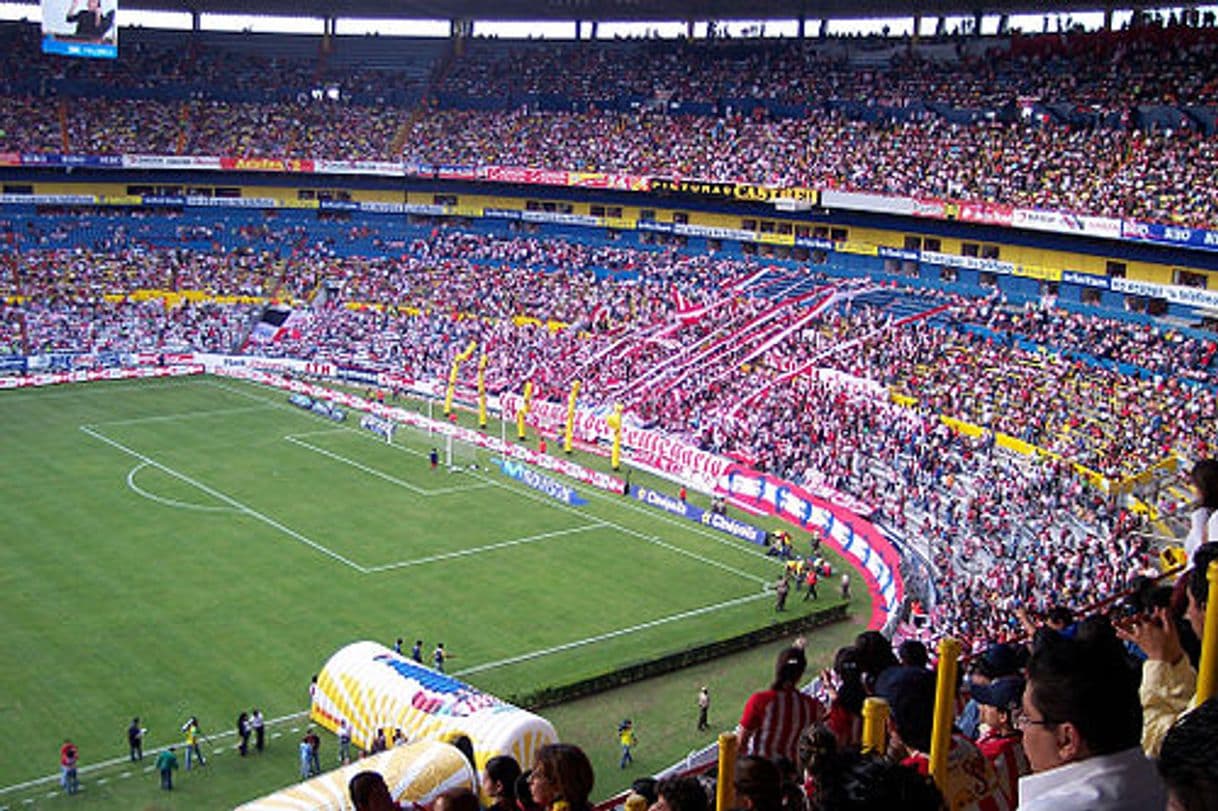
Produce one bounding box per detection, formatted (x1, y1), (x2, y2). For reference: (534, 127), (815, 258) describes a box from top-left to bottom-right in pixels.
(105, 0), (1127, 22)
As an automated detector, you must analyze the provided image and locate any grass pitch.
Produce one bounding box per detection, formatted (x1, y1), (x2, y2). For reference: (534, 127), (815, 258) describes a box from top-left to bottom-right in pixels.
(0, 375), (847, 809)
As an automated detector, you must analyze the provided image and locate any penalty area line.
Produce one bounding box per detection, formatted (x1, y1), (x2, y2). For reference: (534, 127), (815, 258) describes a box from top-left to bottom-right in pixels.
(283, 435), (488, 497)
(79, 425), (367, 573)
(456, 590), (770, 677)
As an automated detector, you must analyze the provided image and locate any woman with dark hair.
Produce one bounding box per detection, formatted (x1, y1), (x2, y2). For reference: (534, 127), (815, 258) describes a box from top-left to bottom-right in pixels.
(738, 646), (826, 763)
(733, 755), (782, 811)
(819, 647), (865, 748)
(483, 754), (522, 811)
(529, 743), (595, 811)
(1186, 459), (1218, 557)
(852, 631), (898, 692)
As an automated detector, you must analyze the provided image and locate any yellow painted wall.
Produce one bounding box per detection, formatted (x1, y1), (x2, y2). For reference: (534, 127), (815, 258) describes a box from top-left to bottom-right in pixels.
(13, 179), (1213, 285)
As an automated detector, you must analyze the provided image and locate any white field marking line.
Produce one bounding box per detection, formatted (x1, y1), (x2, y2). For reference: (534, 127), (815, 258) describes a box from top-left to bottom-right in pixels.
(456, 590), (771, 677)
(581, 483), (781, 563)
(211, 377), (773, 565)
(0, 710), (309, 796)
(471, 470), (769, 586)
(79, 425), (367, 573)
(283, 435), (488, 497)
(126, 462), (238, 513)
(91, 403), (276, 427)
(213, 377), (769, 578)
(208, 379), (485, 482)
(363, 522), (609, 573)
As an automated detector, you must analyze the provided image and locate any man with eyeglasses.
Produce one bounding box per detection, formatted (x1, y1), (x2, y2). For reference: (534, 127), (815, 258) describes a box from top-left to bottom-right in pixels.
(1017, 619), (1166, 811)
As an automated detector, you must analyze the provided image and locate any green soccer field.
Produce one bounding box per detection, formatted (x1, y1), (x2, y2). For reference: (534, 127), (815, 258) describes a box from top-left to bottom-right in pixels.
(0, 375), (843, 808)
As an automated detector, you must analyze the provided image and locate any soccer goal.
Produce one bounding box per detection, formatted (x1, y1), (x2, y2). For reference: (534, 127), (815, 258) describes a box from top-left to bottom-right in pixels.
(445, 434), (479, 471)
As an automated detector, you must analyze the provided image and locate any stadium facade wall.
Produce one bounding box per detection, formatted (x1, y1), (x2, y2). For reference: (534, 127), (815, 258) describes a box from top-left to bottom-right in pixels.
(4, 172), (1217, 323)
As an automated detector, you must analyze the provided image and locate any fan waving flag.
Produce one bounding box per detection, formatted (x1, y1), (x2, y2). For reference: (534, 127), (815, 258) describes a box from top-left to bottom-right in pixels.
(672, 286), (708, 325)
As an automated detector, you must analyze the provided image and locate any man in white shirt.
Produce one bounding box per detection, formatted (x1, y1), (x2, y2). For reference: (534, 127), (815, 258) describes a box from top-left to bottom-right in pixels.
(1017, 620), (1166, 811)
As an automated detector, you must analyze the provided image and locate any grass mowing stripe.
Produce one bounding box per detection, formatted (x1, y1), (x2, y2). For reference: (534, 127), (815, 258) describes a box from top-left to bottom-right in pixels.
(363, 522), (610, 572)
(92, 403), (275, 427)
(457, 590), (770, 677)
(79, 424), (368, 572)
(0, 376), (201, 403)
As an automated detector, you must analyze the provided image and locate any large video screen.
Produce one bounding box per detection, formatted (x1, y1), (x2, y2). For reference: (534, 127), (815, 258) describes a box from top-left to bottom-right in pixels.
(41, 0), (118, 59)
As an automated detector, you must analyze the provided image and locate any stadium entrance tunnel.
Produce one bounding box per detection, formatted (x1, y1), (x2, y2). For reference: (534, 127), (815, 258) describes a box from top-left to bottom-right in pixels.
(310, 641), (557, 782)
(236, 738), (475, 810)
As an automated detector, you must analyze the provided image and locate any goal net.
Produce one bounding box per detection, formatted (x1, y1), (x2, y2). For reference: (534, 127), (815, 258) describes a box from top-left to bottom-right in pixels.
(445, 434), (479, 471)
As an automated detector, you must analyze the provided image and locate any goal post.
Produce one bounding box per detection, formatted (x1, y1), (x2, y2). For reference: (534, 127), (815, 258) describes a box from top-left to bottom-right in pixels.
(444, 434), (477, 471)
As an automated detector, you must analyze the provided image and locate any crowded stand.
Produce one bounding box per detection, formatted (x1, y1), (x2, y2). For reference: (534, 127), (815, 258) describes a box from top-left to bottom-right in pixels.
(1, 215), (1208, 654)
(5, 21), (1218, 225)
(9, 14), (1218, 811)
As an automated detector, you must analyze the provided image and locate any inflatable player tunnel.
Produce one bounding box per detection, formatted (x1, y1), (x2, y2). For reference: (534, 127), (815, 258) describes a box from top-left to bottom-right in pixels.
(311, 641), (557, 775)
(236, 739), (474, 810)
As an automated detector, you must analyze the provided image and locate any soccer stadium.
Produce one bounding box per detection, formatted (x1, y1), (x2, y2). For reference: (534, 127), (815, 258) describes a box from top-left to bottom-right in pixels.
(3, 0), (1218, 808)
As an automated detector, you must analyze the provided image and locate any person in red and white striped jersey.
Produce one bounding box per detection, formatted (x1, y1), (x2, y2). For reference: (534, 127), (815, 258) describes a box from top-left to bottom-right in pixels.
(737, 644), (826, 764)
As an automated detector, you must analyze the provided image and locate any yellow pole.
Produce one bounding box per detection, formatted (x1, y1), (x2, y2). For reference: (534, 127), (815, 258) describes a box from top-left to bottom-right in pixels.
(861, 696), (889, 754)
(563, 380), (581, 454)
(607, 403), (624, 470)
(1196, 561), (1218, 704)
(444, 360), (460, 416)
(928, 637), (961, 794)
(476, 355), (488, 429)
(715, 732), (738, 811)
(444, 341), (476, 416)
(516, 381), (533, 441)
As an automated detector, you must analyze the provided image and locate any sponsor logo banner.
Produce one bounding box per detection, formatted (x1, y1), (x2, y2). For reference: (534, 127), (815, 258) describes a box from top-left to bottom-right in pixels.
(434, 164), (477, 180)
(651, 178), (816, 203)
(920, 250), (1018, 275)
(0, 193), (97, 205)
(1121, 220), (1218, 251)
(568, 172), (650, 192)
(911, 197), (947, 218)
(123, 154), (223, 170)
(1012, 208), (1121, 238)
(723, 466), (902, 629)
(1111, 277), (1218, 309)
(1061, 271), (1111, 290)
(313, 159), (403, 177)
(493, 458), (588, 506)
(958, 201), (1015, 227)
(218, 157), (316, 173)
(482, 166), (571, 187)
(0, 365), (202, 389)
(500, 394), (732, 491)
(631, 486), (766, 544)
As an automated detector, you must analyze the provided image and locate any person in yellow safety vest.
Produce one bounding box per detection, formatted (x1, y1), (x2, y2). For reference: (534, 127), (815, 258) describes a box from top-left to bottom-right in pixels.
(618, 720), (636, 769)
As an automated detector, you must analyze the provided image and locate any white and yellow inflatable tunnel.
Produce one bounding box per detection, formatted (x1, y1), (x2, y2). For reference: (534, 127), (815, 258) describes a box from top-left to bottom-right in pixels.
(311, 641), (557, 776)
(236, 739), (474, 811)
